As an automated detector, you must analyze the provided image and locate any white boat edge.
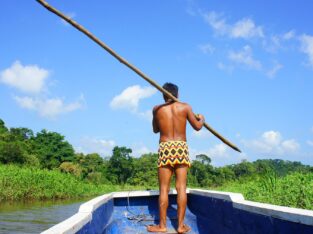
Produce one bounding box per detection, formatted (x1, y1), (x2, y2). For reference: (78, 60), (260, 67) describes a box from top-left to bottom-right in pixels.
(41, 188), (313, 234)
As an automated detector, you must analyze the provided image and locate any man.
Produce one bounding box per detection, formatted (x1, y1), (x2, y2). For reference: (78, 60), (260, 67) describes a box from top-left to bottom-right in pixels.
(147, 82), (205, 234)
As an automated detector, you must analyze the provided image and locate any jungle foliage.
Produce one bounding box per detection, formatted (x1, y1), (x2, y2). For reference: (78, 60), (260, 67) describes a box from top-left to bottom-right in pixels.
(0, 118), (312, 209)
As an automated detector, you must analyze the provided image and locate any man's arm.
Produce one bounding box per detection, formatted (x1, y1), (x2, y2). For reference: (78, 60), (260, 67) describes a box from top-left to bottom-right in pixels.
(152, 106), (159, 133)
(186, 105), (205, 131)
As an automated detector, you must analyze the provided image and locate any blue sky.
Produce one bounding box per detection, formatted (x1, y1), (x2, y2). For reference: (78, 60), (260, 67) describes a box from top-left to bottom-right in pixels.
(1, 0), (313, 166)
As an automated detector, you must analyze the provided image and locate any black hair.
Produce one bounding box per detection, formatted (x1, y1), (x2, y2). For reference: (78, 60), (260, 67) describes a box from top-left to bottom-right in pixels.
(162, 82), (178, 100)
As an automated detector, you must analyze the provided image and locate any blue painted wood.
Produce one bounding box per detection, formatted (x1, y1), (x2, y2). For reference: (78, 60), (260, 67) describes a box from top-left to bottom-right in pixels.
(188, 194), (313, 234)
(75, 194), (313, 234)
(77, 199), (113, 234)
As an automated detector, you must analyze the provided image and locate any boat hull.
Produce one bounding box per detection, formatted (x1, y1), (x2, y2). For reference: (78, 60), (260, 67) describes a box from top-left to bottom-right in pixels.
(42, 189), (313, 234)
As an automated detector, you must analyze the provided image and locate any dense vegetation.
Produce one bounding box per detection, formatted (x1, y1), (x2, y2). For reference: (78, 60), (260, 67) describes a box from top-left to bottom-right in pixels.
(0, 118), (312, 209)
(217, 171), (313, 210)
(0, 164), (119, 201)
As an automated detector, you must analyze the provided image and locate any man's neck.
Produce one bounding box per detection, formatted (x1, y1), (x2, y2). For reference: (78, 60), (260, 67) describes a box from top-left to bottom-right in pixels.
(165, 99), (175, 104)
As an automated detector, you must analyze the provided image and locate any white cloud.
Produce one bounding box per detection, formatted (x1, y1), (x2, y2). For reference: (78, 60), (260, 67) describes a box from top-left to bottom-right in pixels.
(207, 143), (229, 158)
(14, 95), (84, 119)
(189, 144), (229, 160)
(228, 45), (262, 70)
(131, 143), (154, 157)
(263, 31), (296, 53)
(110, 85), (157, 121)
(282, 30), (295, 40)
(262, 131), (282, 146)
(231, 18), (264, 39)
(243, 130), (300, 155)
(281, 139), (300, 152)
(267, 62), (283, 78)
(76, 137), (116, 156)
(110, 85), (156, 111)
(199, 43), (215, 54)
(263, 35), (282, 53)
(0, 61), (49, 94)
(203, 11), (263, 39)
(203, 11), (228, 34)
(300, 34), (313, 67)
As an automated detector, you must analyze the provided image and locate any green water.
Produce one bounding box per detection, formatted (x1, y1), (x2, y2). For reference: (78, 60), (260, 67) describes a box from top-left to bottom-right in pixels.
(0, 198), (91, 234)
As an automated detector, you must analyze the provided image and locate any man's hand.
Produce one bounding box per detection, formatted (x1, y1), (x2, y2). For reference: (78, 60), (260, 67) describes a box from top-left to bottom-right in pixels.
(196, 114), (205, 123)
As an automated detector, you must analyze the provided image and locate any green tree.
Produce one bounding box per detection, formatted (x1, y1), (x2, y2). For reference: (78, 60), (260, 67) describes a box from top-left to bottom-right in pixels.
(0, 119), (8, 134)
(107, 146), (133, 184)
(0, 141), (28, 164)
(31, 129), (75, 169)
(189, 154), (214, 187)
(231, 159), (255, 177)
(9, 127), (34, 141)
(129, 153), (158, 186)
(196, 154), (211, 165)
(59, 162), (82, 177)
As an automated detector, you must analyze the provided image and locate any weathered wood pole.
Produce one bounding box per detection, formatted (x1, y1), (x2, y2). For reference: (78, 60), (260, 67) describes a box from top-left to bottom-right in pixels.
(36, 0), (241, 153)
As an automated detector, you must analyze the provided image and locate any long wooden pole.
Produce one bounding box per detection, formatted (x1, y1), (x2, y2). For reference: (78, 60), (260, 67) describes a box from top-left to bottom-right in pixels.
(36, 0), (241, 153)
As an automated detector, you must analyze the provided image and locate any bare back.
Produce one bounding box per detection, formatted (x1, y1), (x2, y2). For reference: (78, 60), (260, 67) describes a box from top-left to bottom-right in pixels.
(153, 101), (203, 142)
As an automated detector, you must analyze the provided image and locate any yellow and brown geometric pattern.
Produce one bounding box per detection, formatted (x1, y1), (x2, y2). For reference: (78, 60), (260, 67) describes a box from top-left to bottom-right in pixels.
(158, 141), (191, 168)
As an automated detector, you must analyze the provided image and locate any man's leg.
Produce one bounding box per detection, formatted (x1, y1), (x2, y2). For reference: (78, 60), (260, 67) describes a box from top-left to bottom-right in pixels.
(175, 164), (190, 233)
(147, 165), (173, 232)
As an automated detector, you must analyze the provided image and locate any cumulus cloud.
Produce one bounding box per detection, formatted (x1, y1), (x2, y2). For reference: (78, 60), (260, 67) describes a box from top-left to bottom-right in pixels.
(243, 130), (300, 155)
(131, 143), (154, 157)
(228, 45), (262, 70)
(110, 85), (157, 121)
(203, 11), (228, 34)
(14, 95), (84, 119)
(0, 61), (49, 94)
(300, 34), (313, 67)
(207, 143), (229, 158)
(263, 30), (296, 53)
(203, 11), (263, 39)
(267, 62), (283, 78)
(281, 139), (300, 152)
(231, 18), (264, 39)
(76, 137), (116, 156)
(307, 140), (313, 147)
(1, 61), (84, 119)
(189, 143), (246, 166)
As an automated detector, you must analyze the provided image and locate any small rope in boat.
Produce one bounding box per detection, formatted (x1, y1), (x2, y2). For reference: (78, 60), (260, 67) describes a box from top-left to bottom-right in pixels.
(125, 190), (178, 227)
(126, 190), (156, 225)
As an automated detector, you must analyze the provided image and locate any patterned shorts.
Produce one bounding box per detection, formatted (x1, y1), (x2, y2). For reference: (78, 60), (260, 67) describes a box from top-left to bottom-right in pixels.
(158, 141), (191, 168)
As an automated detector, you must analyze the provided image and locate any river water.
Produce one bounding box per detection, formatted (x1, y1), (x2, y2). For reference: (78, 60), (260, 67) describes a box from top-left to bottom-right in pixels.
(0, 198), (91, 234)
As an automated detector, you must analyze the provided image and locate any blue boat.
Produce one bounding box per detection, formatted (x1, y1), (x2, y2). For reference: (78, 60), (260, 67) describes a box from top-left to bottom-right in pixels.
(42, 189), (313, 234)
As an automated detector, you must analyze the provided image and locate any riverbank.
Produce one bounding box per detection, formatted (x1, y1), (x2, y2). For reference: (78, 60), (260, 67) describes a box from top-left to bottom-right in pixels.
(214, 171), (313, 210)
(2, 164), (313, 211)
(0, 164), (141, 202)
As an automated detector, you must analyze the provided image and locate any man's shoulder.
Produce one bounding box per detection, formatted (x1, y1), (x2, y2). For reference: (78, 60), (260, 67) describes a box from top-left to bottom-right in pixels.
(176, 102), (191, 109)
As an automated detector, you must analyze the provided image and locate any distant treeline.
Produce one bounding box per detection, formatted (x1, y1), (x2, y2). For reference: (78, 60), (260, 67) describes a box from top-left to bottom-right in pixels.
(0, 118), (312, 188)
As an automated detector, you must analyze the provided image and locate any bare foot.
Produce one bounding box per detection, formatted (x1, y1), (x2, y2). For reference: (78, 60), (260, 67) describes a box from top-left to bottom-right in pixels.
(177, 224), (191, 234)
(147, 225), (167, 233)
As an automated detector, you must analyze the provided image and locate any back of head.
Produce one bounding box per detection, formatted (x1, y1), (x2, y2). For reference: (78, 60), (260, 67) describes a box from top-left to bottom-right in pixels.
(162, 82), (178, 101)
